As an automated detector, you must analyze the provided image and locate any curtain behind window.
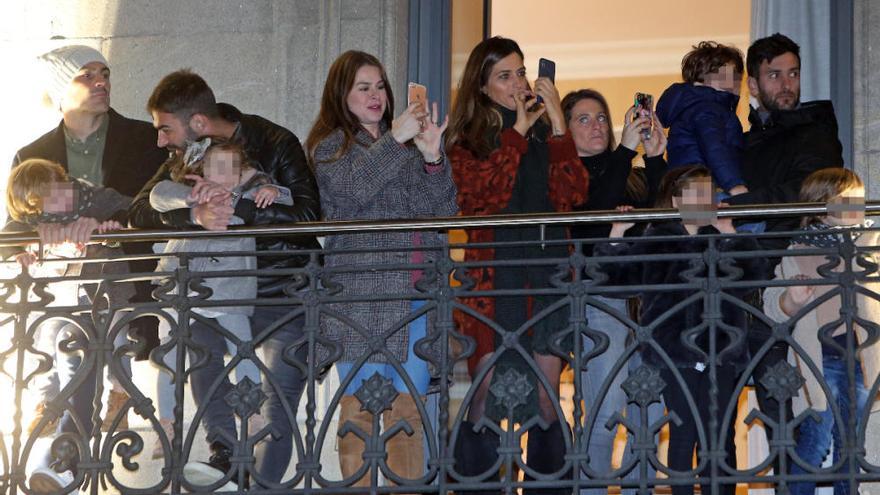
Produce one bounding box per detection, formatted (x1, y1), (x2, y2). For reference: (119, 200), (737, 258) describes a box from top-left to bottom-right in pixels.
(750, 0), (831, 102)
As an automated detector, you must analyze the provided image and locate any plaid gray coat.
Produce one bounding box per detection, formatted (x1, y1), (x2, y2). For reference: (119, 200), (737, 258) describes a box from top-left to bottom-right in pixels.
(315, 127), (458, 364)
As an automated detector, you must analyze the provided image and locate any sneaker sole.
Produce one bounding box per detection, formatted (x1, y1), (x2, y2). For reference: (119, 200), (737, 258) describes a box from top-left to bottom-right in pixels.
(183, 463), (238, 492)
(29, 473), (65, 494)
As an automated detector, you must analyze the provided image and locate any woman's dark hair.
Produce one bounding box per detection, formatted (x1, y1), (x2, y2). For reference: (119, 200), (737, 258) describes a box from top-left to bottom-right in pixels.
(625, 167), (649, 205)
(306, 50), (394, 165)
(561, 88), (616, 152)
(746, 33), (800, 78)
(446, 36), (525, 159)
(681, 41), (744, 83)
(655, 165), (712, 208)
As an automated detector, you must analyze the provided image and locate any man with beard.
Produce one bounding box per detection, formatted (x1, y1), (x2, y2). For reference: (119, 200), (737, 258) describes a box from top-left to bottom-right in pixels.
(725, 33), (843, 476)
(726, 33), (843, 232)
(129, 69), (320, 490)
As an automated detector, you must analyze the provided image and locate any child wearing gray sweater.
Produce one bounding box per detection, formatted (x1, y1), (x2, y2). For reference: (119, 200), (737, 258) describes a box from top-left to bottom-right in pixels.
(148, 138), (291, 457)
(150, 137), (291, 382)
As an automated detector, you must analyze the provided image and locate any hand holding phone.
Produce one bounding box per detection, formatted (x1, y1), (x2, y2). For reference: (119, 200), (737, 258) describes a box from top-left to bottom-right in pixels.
(407, 82), (427, 111)
(536, 58), (556, 105)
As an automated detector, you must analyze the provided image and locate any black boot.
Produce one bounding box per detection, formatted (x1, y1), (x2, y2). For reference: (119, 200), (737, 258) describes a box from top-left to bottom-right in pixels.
(524, 422), (571, 495)
(454, 420), (500, 495)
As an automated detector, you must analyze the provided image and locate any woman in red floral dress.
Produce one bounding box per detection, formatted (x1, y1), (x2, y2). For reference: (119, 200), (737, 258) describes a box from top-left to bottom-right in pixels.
(446, 36), (588, 491)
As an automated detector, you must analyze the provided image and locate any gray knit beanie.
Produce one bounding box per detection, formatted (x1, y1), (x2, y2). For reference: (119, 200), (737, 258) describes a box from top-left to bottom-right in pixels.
(39, 45), (109, 107)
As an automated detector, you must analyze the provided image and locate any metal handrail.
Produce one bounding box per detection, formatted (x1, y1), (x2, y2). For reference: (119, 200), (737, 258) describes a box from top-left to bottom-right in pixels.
(0, 201), (876, 246)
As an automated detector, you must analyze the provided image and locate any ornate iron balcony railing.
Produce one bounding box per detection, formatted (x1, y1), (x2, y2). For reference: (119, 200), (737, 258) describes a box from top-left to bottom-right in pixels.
(0, 203), (877, 494)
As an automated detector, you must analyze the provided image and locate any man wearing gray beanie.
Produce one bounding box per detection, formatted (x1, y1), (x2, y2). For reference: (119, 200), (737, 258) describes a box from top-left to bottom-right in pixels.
(13, 44), (166, 195)
(10, 44), (167, 494)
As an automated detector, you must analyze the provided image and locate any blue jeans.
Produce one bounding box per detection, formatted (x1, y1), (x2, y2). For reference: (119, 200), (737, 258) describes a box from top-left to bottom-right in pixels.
(156, 312), (259, 421)
(790, 352), (869, 495)
(186, 316), (238, 445)
(188, 305), (307, 483)
(715, 191), (765, 233)
(336, 300), (430, 395)
(252, 305), (307, 484)
(581, 297), (663, 495)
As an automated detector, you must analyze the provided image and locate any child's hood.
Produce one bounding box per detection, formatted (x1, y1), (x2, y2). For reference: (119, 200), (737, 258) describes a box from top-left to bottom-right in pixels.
(656, 82), (740, 128)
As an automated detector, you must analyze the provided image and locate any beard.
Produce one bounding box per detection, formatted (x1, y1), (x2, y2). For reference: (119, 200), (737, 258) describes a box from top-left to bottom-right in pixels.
(168, 126), (202, 153)
(758, 85), (800, 112)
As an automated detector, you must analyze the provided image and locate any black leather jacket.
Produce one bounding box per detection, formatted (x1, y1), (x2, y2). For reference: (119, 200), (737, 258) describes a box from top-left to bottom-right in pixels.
(129, 103), (321, 295)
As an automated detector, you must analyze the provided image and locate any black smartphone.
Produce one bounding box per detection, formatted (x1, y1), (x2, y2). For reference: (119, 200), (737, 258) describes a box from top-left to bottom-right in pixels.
(633, 92), (654, 139)
(536, 58), (556, 104)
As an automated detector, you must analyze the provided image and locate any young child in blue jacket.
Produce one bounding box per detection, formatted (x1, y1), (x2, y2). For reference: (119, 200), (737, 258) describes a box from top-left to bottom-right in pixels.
(656, 41), (747, 195)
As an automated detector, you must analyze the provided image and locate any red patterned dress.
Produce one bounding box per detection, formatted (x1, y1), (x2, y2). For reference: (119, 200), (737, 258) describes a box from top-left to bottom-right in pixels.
(450, 126), (588, 376)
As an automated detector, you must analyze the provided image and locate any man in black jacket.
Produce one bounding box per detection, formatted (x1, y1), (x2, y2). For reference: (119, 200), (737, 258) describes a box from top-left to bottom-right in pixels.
(727, 33), (843, 230)
(13, 45), (167, 494)
(130, 70), (320, 489)
(726, 33), (843, 462)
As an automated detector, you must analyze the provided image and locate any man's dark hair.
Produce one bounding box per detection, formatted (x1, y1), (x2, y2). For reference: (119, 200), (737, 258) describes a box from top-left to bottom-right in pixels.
(681, 41), (743, 83)
(146, 69), (220, 119)
(746, 33), (800, 78)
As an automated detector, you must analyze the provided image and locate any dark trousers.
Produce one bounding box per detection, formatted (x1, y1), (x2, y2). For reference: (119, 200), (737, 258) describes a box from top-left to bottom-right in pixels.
(660, 367), (738, 495)
(187, 305), (307, 484)
(252, 305), (307, 484)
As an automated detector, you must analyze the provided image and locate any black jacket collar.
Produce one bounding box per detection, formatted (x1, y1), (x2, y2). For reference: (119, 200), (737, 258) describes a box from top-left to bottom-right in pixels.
(747, 100), (838, 132)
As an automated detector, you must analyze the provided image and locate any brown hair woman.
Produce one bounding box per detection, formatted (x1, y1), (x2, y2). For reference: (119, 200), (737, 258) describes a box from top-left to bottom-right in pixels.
(446, 36), (588, 490)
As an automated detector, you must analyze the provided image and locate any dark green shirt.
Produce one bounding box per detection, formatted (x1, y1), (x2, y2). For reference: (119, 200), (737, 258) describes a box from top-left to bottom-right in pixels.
(64, 114), (109, 185)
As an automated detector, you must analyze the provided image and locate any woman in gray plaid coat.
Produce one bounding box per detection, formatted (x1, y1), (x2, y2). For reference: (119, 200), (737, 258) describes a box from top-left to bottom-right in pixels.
(306, 50), (458, 488)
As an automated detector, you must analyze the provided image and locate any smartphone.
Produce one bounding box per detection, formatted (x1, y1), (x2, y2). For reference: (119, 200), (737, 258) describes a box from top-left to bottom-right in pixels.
(536, 58), (556, 104)
(407, 82), (427, 111)
(633, 92), (654, 139)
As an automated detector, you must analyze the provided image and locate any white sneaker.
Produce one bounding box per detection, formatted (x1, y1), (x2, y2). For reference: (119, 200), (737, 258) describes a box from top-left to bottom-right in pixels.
(29, 466), (75, 494)
(183, 462), (238, 492)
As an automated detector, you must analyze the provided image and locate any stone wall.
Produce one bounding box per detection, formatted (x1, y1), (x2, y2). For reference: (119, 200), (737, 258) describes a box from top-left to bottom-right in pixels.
(853, 0), (879, 199)
(853, 1), (880, 488)
(0, 0), (409, 149)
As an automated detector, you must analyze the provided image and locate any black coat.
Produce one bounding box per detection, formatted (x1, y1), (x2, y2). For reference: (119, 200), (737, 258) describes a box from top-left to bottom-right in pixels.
(12, 108), (167, 198)
(10, 108), (166, 257)
(128, 103), (321, 295)
(726, 100), (843, 235)
(9, 108), (167, 356)
(593, 221), (769, 371)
